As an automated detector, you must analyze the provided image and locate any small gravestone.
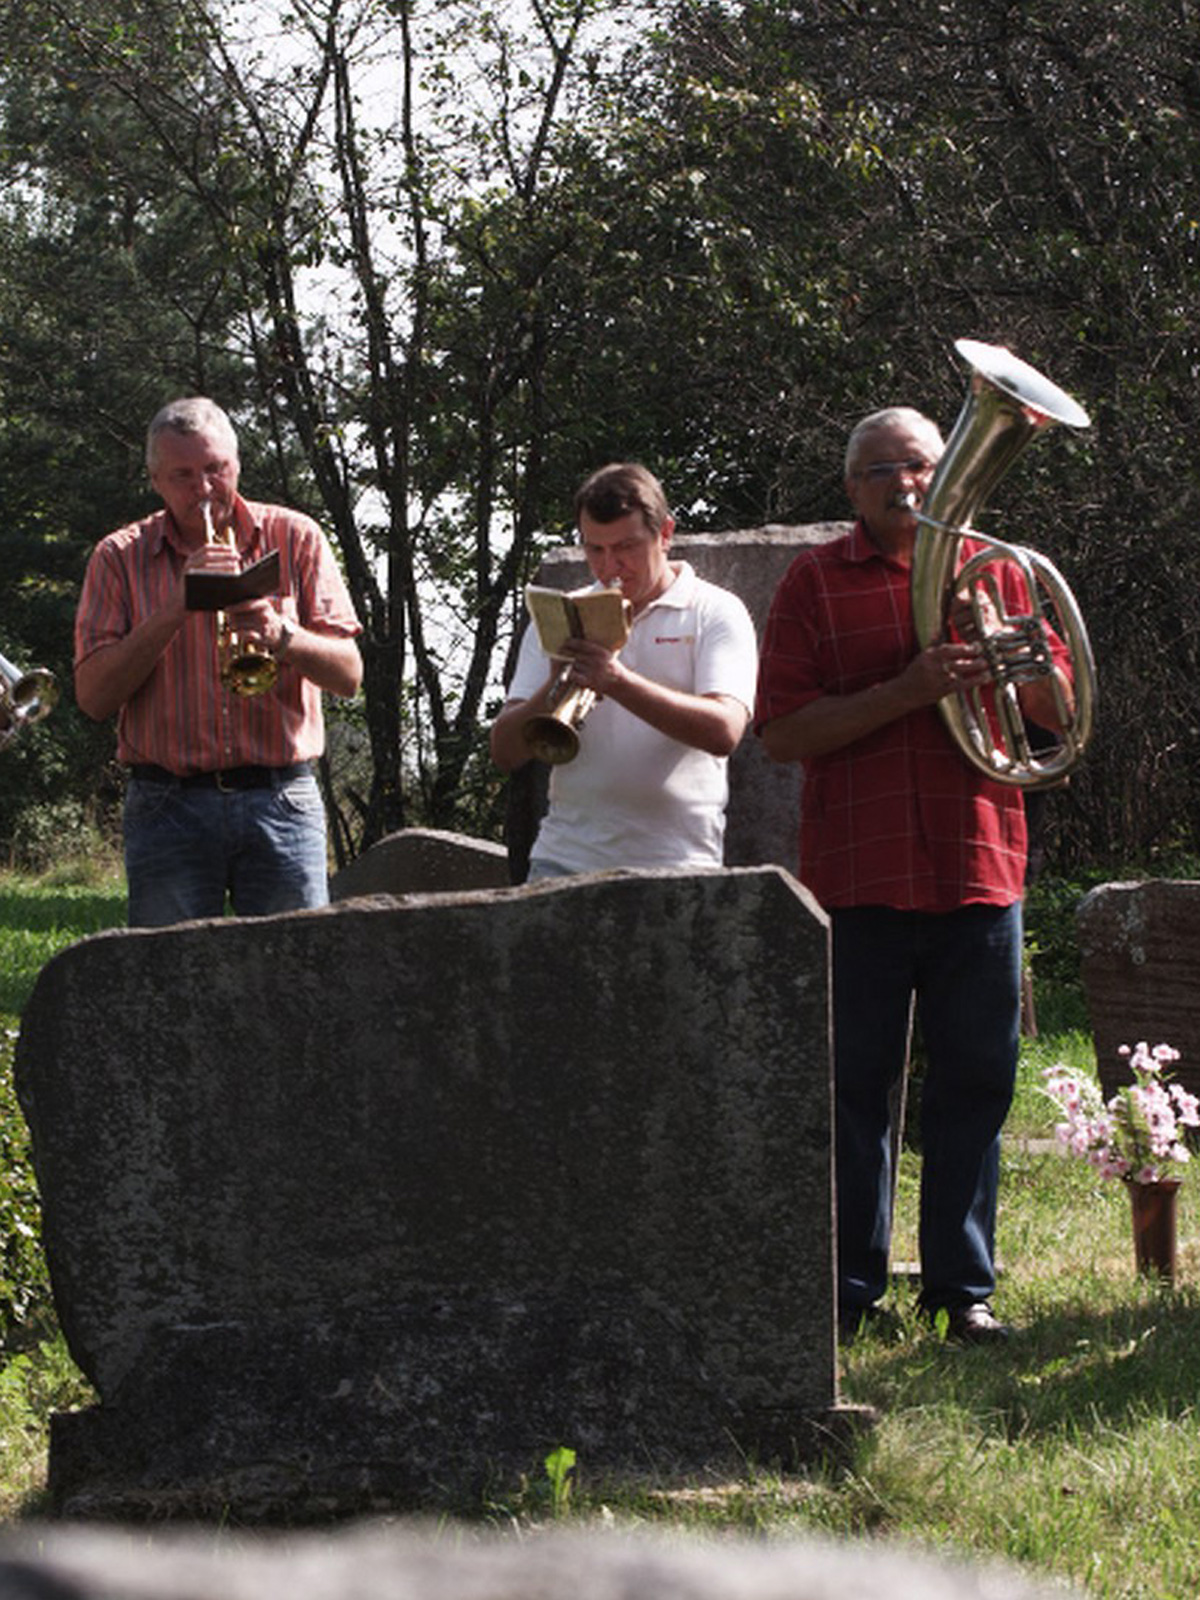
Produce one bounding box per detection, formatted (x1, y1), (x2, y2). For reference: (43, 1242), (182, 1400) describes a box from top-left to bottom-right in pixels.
(329, 826), (510, 898)
(0, 1523), (1084, 1600)
(16, 868), (852, 1521)
(1077, 879), (1200, 1099)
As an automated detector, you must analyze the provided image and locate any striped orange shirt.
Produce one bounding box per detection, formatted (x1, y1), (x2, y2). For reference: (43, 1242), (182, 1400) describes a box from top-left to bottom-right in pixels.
(74, 497), (360, 773)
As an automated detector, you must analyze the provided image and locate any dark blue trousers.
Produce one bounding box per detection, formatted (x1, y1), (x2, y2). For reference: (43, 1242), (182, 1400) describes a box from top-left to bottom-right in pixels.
(832, 902), (1021, 1314)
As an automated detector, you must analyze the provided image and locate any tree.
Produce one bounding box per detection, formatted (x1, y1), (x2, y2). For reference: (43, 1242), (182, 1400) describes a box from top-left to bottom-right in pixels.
(602, 0), (1200, 867)
(0, 0), (667, 852)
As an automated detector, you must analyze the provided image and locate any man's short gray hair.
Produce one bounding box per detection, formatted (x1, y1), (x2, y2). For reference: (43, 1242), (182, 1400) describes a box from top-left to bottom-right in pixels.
(146, 397), (239, 474)
(844, 407), (943, 477)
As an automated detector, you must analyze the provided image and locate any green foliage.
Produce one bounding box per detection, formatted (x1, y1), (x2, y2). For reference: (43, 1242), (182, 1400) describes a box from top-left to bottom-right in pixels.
(6, 797), (115, 876)
(544, 1444), (576, 1517)
(0, 868), (125, 1347)
(0, 1030), (48, 1339)
(0, 1330), (94, 1517)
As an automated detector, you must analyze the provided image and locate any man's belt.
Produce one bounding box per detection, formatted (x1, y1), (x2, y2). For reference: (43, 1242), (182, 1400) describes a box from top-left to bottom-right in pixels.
(129, 762), (313, 791)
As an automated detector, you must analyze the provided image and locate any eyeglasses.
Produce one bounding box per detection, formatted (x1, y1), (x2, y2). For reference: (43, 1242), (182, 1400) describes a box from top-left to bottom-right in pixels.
(855, 458), (936, 482)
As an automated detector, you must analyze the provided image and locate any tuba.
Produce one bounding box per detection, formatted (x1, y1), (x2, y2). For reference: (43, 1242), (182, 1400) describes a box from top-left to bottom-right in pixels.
(911, 338), (1096, 790)
(0, 649), (57, 752)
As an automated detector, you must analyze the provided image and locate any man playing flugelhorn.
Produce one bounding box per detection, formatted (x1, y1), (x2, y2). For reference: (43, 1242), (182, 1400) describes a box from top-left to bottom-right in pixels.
(490, 462), (758, 877)
(74, 397), (361, 927)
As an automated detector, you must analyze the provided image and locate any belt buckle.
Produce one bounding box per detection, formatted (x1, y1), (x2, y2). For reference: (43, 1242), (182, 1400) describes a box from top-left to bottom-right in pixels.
(215, 769), (236, 793)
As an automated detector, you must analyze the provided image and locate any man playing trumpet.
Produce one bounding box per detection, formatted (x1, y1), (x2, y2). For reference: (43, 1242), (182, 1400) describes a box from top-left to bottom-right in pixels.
(490, 462), (757, 877)
(74, 397), (361, 927)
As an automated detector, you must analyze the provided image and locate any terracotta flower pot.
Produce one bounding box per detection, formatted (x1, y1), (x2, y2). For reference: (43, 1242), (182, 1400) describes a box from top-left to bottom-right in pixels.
(1129, 1178), (1182, 1280)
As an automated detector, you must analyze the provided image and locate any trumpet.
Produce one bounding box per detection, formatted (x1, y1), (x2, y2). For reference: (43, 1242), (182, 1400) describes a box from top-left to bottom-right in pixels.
(911, 338), (1096, 790)
(0, 649), (57, 752)
(523, 664), (599, 766)
(522, 582), (632, 765)
(201, 502), (279, 697)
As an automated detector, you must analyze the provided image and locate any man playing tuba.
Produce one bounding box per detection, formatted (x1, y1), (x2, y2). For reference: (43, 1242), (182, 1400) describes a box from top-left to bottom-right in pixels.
(756, 404), (1073, 1347)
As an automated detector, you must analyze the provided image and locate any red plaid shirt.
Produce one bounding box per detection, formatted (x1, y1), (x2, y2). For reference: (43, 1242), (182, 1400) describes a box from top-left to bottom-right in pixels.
(74, 497), (360, 774)
(755, 520), (1044, 913)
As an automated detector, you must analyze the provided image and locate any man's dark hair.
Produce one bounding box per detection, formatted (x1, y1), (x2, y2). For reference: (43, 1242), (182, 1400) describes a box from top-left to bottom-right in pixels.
(574, 463), (670, 535)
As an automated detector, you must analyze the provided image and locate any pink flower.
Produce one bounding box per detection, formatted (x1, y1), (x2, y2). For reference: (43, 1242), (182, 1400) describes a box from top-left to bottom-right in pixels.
(1042, 1042), (1196, 1187)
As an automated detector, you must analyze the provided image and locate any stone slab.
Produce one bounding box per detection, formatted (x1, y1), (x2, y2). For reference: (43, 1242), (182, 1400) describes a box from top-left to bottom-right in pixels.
(329, 827), (509, 898)
(16, 867), (840, 1520)
(1077, 879), (1200, 1100)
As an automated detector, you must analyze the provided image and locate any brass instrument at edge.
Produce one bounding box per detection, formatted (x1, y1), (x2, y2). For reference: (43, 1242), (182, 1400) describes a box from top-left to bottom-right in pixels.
(201, 501), (279, 697)
(911, 338), (1096, 790)
(0, 649), (57, 752)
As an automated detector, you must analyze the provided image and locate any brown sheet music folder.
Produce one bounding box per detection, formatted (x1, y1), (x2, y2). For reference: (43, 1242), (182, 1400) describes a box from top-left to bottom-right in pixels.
(184, 550), (281, 612)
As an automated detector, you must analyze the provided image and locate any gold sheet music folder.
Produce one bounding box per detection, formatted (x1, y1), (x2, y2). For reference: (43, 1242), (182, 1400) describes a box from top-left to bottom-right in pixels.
(185, 550), (281, 612)
(525, 584), (631, 657)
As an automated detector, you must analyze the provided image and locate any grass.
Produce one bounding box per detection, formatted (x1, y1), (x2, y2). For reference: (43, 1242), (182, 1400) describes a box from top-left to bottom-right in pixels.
(1, 864), (1199, 1595)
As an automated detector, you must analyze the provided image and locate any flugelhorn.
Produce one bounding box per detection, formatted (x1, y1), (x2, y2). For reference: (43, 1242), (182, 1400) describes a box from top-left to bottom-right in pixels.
(201, 501), (279, 697)
(911, 338), (1096, 790)
(522, 582), (632, 765)
(0, 649), (57, 752)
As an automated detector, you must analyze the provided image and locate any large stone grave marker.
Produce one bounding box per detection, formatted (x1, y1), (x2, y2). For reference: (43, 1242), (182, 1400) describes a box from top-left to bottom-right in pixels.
(16, 867), (848, 1521)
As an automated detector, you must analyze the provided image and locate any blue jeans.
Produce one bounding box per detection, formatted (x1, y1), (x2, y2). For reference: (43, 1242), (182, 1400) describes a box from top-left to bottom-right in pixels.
(124, 770), (330, 928)
(832, 902), (1021, 1314)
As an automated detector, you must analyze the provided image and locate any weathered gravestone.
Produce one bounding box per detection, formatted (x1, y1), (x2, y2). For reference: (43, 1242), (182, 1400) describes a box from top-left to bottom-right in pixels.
(504, 525), (848, 882)
(0, 1522), (1085, 1600)
(16, 867), (852, 1522)
(329, 826), (509, 899)
(1077, 879), (1200, 1100)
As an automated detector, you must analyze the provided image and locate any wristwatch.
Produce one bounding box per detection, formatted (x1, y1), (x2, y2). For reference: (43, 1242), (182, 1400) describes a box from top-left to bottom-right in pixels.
(272, 618), (295, 659)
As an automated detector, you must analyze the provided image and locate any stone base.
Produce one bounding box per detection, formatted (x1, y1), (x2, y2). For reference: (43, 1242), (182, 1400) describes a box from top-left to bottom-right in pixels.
(47, 1300), (873, 1522)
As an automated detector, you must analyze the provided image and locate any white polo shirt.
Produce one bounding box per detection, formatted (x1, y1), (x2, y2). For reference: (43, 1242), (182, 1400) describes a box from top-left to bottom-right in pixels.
(508, 562), (758, 873)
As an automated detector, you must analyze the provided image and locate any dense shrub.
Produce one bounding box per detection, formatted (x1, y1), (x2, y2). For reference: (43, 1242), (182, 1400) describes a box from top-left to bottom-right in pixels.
(0, 1030), (50, 1345)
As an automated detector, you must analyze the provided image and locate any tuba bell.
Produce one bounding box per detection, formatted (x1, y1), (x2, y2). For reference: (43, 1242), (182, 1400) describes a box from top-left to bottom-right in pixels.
(0, 648), (57, 752)
(911, 338), (1096, 790)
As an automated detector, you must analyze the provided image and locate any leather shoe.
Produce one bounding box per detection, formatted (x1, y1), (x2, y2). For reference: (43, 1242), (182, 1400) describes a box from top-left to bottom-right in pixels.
(944, 1302), (1011, 1344)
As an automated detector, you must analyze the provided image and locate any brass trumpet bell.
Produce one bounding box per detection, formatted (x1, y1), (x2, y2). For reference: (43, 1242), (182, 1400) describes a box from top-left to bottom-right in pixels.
(201, 500), (280, 697)
(219, 633), (279, 697)
(522, 671), (596, 765)
(0, 650), (58, 751)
